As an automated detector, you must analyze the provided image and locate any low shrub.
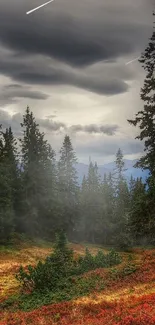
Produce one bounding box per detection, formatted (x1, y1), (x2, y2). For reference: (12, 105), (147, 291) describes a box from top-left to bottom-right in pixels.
(16, 231), (122, 293)
(73, 248), (122, 275)
(16, 230), (74, 292)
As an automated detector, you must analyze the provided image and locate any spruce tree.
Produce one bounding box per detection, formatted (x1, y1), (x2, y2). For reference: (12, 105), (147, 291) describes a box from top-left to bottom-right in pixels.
(78, 175), (88, 241)
(100, 172), (115, 245)
(113, 149), (130, 247)
(128, 178), (148, 244)
(0, 127), (19, 242)
(20, 106), (57, 237)
(128, 11), (155, 241)
(129, 175), (136, 202)
(114, 148), (125, 181)
(58, 135), (79, 239)
(128, 12), (155, 182)
(84, 161), (101, 243)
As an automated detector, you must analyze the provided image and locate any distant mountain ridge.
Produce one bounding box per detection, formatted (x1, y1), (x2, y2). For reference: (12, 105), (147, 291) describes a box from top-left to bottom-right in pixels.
(75, 159), (149, 184)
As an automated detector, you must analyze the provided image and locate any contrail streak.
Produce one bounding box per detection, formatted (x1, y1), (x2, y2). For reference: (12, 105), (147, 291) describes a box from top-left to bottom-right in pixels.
(26, 0), (54, 15)
(125, 56), (140, 65)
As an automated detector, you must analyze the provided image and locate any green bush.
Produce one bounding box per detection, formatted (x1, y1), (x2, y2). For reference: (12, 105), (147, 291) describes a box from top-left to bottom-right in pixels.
(74, 248), (122, 274)
(94, 250), (106, 267)
(74, 248), (96, 273)
(16, 231), (122, 293)
(106, 249), (122, 266)
(73, 249), (103, 274)
(16, 230), (74, 291)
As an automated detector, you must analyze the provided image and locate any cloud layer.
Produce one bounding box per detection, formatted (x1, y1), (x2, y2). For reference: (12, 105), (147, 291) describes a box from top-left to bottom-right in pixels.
(0, 0), (153, 96)
(0, 84), (48, 106)
(0, 0), (152, 67)
(0, 0), (154, 162)
(0, 109), (119, 136)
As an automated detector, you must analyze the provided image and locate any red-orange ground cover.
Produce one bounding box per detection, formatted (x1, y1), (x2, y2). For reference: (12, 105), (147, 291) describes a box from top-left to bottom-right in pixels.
(0, 245), (155, 325)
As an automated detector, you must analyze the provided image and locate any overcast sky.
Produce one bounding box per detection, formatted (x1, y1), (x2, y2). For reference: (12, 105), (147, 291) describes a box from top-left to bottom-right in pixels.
(0, 0), (154, 164)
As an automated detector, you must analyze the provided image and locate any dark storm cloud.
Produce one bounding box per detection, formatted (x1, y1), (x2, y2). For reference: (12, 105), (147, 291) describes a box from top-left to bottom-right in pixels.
(0, 84), (48, 106)
(0, 0), (153, 95)
(39, 118), (66, 132)
(0, 51), (128, 95)
(5, 84), (22, 89)
(39, 117), (119, 135)
(0, 109), (119, 137)
(0, 0), (153, 67)
(70, 124), (119, 135)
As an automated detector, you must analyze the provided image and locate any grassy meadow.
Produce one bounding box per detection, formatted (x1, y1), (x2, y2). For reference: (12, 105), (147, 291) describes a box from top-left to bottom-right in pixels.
(0, 240), (155, 325)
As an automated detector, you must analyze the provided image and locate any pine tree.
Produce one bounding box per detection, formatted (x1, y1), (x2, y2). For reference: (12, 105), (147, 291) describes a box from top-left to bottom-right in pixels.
(128, 178), (149, 244)
(129, 175), (136, 202)
(58, 135), (79, 239)
(19, 106), (57, 237)
(114, 148), (125, 181)
(113, 149), (130, 247)
(0, 127), (19, 242)
(84, 161), (102, 243)
(107, 172), (115, 200)
(128, 12), (155, 181)
(81, 175), (87, 191)
(38, 142), (58, 238)
(78, 175), (88, 241)
(100, 172), (115, 245)
(128, 11), (155, 241)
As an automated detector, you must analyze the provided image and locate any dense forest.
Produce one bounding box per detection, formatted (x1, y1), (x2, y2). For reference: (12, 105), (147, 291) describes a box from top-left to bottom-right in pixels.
(0, 12), (155, 249)
(0, 108), (154, 247)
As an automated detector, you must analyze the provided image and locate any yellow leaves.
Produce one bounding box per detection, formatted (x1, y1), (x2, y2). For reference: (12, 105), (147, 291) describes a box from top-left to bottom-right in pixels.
(0, 274), (19, 297)
(75, 283), (155, 307)
(0, 246), (53, 299)
(0, 243), (93, 299)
